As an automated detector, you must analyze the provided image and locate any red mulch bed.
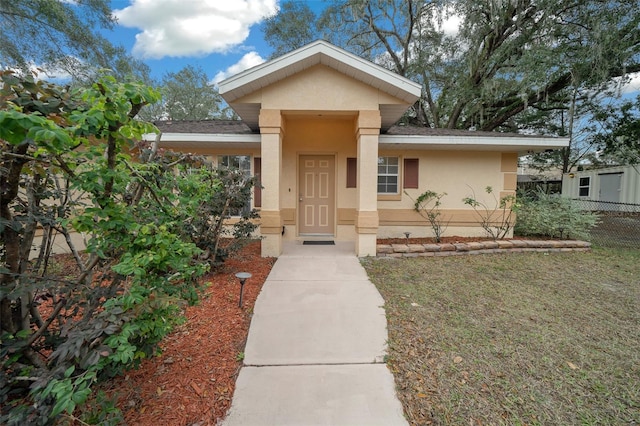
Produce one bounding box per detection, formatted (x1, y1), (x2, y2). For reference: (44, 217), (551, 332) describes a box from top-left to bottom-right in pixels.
(101, 240), (275, 425)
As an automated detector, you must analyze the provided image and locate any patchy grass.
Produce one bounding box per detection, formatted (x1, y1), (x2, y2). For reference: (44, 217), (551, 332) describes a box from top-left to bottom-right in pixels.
(362, 248), (640, 425)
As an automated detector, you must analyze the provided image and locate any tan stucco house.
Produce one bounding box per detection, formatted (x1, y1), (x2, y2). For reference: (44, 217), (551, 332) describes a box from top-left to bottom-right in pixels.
(148, 40), (569, 257)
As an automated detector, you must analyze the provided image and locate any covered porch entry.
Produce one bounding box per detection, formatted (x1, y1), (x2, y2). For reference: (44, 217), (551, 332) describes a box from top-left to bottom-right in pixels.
(217, 41), (422, 257)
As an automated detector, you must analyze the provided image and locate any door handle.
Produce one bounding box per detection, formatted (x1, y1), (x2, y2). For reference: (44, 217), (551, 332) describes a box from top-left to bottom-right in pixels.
(299, 196), (303, 202)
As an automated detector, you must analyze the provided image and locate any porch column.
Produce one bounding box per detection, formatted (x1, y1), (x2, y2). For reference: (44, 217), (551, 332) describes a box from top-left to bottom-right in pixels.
(259, 109), (284, 257)
(355, 110), (381, 257)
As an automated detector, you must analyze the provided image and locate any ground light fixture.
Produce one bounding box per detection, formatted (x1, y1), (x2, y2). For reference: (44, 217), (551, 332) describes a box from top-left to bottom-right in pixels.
(235, 272), (252, 308)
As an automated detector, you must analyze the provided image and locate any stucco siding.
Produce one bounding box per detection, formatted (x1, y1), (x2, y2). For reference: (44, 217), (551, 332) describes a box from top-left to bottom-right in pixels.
(237, 64), (406, 111)
(157, 138), (516, 240)
(374, 150), (514, 239)
(379, 150), (505, 208)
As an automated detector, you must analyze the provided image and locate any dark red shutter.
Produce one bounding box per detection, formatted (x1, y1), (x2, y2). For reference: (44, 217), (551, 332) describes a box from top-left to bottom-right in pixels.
(347, 157), (357, 188)
(404, 158), (419, 189)
(254, 157), (262, 207)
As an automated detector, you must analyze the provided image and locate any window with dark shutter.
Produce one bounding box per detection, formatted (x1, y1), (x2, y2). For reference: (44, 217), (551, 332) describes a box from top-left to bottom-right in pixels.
(347, 157), (357, 188)
(404, 158), (419, 189)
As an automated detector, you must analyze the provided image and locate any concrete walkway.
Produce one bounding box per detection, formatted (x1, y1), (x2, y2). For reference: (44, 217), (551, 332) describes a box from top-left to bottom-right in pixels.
(223, 241), (407, 426)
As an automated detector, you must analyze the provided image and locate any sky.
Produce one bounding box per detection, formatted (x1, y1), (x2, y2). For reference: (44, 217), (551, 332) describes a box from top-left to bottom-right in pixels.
(107, 0), (326, 85)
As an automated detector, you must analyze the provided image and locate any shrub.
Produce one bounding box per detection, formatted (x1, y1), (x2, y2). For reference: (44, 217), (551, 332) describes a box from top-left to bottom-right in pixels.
(514, 190), (599, 240)
(463, 186), (516, 240)
(405, 190), (448, 242)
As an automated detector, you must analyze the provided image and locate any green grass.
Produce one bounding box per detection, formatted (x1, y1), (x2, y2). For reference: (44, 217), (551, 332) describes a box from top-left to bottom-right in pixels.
(362, 248), (640, 425)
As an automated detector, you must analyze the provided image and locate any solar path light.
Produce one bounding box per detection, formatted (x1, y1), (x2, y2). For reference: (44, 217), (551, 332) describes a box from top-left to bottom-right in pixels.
(235, 272), (252, 308)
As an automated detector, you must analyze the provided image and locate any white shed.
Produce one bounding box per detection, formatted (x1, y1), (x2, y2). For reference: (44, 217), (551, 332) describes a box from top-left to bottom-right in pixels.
(562, 165), (640, 207)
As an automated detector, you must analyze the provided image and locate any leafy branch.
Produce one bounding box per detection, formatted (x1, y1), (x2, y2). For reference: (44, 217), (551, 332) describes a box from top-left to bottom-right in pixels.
(463, 186), (516, 240)
(405, 189), (449, 243)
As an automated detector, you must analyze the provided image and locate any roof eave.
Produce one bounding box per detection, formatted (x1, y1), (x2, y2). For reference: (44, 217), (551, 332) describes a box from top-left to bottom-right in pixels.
(219, 41), (421, 102)
(379, 134), (570, 155)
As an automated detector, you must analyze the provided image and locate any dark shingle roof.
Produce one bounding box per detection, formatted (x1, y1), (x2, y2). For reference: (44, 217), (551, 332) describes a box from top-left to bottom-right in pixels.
(385, 125), (543, 138)
(153, 120), (552, 139)
(153, 120), (255, 134)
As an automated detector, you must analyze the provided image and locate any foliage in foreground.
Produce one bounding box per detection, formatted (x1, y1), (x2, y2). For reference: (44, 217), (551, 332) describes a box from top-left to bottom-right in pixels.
(364, 249), (640, 425)
(0, 72), (257, 424)
(514, 190), (599, 240)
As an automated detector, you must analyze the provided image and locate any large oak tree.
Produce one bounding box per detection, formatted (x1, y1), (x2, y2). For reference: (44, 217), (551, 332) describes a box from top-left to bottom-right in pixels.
(264, 0), (640, 134)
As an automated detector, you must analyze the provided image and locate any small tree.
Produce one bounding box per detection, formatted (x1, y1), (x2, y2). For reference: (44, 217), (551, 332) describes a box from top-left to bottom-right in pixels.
(463, 186), (516, 240)
(175, 165), (259, 267)
(405, 190), (448, 242)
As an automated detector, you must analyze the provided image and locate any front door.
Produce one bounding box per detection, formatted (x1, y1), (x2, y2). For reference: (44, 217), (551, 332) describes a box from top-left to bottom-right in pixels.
(299, 155), (335, 235)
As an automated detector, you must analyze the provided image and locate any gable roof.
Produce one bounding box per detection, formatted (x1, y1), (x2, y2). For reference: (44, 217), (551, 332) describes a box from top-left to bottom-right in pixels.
(218, 40), (422, 131)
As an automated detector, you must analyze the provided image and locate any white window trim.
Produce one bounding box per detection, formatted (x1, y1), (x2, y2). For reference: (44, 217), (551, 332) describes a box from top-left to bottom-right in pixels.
(377, 156), (400, 195)
(578, 176), (591, 197)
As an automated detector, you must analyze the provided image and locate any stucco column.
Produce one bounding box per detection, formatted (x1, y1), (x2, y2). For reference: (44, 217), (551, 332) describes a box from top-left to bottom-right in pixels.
(355, 110), (381, 257)
(259, 109), (284, 257)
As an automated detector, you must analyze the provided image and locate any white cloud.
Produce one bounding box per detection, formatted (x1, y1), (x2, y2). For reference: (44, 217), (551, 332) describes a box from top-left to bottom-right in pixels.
(211, 51), (265, 84)
(616, 72), (640, 95)
(3, 62), (73, 82)
(440, 14), (462, 36)
(114, 0), (278, 59)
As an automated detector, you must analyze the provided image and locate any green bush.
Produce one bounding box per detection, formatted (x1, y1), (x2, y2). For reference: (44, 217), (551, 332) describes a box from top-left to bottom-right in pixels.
(405, 189), (448, 242)
(514, 191), (599, 240)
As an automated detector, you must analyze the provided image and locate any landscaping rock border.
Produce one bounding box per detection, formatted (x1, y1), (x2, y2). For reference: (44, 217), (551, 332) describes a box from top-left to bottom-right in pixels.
(376, 240), (591, 258)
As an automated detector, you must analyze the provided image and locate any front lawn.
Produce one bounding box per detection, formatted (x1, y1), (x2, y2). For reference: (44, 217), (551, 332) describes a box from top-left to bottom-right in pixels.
(363, 248), (640, 425)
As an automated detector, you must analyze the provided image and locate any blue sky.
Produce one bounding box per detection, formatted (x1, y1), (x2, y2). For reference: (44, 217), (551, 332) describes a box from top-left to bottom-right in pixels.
(106, 0), (327, 84)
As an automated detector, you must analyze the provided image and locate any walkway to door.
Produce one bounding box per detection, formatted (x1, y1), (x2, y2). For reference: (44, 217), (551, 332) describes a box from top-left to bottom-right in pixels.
(222, 241), (407, 425)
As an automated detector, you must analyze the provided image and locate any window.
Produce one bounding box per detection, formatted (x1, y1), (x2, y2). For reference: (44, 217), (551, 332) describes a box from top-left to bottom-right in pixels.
(378, 156), (399, 194)
(578, 176), (590, 197)
(218, 155), (251, 172)
(218, 155), (252, 215)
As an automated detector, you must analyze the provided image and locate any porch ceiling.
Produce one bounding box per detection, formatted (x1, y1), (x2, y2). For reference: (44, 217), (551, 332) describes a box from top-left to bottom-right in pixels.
(218, 40), (422, 132)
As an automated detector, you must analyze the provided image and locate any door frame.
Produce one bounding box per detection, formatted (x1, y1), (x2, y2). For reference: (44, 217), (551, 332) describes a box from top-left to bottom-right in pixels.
(297, 152), (338, 237)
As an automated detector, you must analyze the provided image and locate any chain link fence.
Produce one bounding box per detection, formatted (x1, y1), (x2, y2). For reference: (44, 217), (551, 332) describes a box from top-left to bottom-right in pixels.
(571, 199), (640, 248)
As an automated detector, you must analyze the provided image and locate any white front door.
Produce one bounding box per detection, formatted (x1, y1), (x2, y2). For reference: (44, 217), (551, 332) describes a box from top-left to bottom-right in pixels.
(298, 155), (335, 235)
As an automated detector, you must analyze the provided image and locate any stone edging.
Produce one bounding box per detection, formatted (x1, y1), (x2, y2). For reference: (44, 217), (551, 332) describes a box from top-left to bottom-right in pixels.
(377, 240), (591, 258)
